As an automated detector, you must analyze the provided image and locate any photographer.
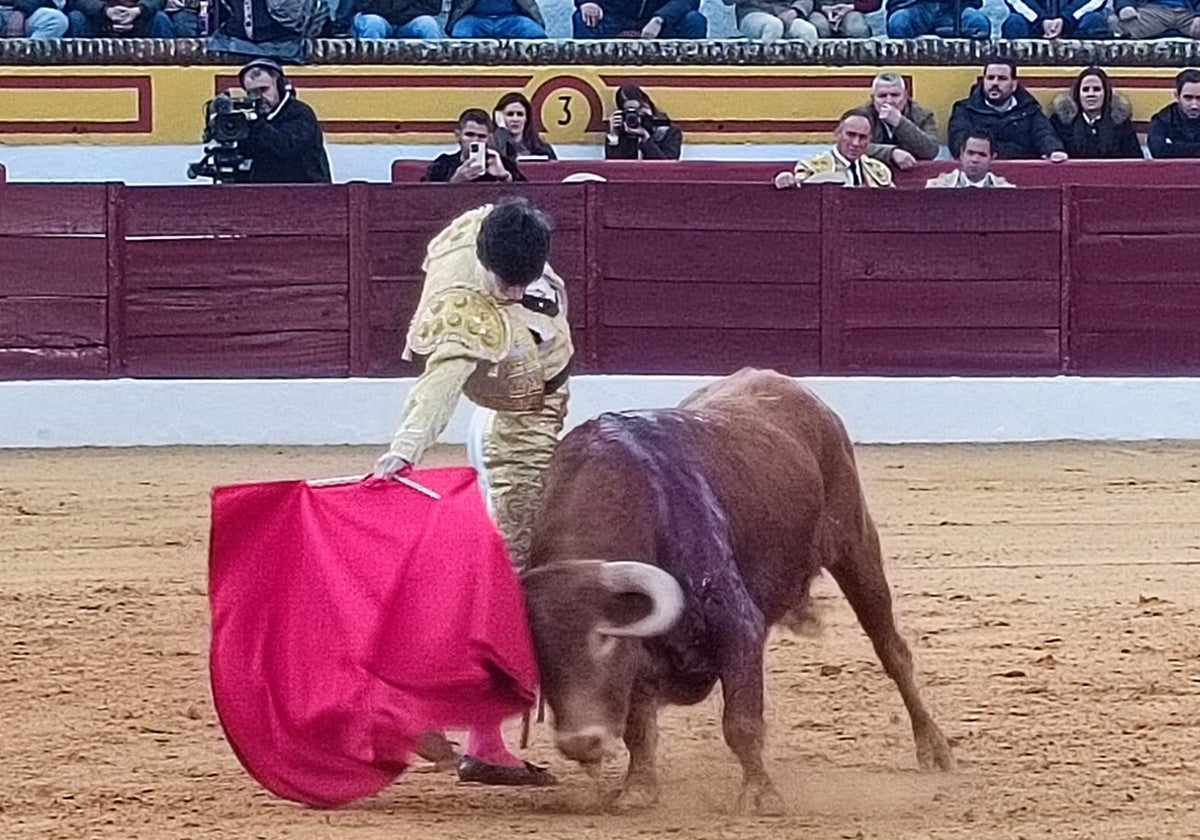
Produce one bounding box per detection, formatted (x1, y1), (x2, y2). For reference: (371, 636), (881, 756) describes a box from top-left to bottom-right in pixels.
(604, 84), (682, 160)
(235, 58), (332, 184)
(423, 109), (526, 183)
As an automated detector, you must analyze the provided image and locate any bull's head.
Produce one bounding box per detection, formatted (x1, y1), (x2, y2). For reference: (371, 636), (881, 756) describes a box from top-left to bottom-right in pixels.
(521, 560), (684, 766)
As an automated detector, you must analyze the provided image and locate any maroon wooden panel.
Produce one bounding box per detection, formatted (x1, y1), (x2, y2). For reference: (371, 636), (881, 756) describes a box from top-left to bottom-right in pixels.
(366, 183), (586, 233)
(0, 297), (107, 347)
(1071, 332), (1200, 375)
(598, 183), (820, 232)
(0, 347), (108, 379)
(602, 281), (819, 330)
(1071, 234), (1200, 284)
(0, 236), (108, 295)
(840, 233), (1060, 282)
(107, 183), (127, 377)
(124, 186), (347, 237)
(126, 286), (347, 338)
(0, 185), (107, 235)
(598, 228), (819, 285)
(1072, 187), (1200, 235)
(837, 188), (1062, 232)
(838, 328), (1061, 374)
(125, 332), (349, 377)
(844, 281), (1060, 329)
(1073, 284), (1200, 333)
(596, 328), (820, 375)
(347, 183), (370, 376)
(125, 236), (349, 289)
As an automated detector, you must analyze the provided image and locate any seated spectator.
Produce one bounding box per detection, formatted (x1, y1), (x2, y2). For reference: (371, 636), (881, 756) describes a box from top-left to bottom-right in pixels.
(810, 0), (877, 36)
(1148, 68), (1200, 158)
(948, 59), (1067, 161)
(491, 93), (557, 160)
(863, 71), (939, 172)
(1109, 0), (1200, 39)
(605, 84), (683, 160)
(352, 0), (445, 37)
(424, 108), (526, 183)
(925, 130), (1014, 188)
(1001, 0), (1110, 37)
(448, 0), (545, 36)
(886, 0), (990, 38)
(68, 0), (174, 35)
(1, 0), (69, 38)
(574, 0), (706, 38)
(164, 0), (202, 36)
(1049, 66), (1143, 159)
(774, 110), (893, 189)
(724, 0), (820, 45)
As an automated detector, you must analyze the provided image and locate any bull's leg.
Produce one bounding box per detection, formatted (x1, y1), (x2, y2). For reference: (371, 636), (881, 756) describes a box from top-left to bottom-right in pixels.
(720, 644), (786, 815)
(609, 691), (660, 811)
(824, 522), (955, 771)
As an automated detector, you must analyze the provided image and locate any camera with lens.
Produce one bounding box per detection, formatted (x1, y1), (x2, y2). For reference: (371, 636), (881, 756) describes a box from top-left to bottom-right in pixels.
(623, 109), (645, 131)
(187, 92), (263, 183)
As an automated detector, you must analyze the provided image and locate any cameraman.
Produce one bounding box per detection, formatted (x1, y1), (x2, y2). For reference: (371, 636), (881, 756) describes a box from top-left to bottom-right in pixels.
(604, 84), (683, 160)
(236, 58), (332, 184)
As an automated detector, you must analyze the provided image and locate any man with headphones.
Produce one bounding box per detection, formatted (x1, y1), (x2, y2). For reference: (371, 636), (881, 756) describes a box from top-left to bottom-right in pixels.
(236, 58), (333, 184)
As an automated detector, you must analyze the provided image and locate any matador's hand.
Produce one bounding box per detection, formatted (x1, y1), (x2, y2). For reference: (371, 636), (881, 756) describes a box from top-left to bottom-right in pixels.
(372, 452), (412, 481)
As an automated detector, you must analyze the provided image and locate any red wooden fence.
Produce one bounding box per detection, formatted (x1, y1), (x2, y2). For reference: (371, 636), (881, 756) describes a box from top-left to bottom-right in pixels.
(2, 180), (1199, 380)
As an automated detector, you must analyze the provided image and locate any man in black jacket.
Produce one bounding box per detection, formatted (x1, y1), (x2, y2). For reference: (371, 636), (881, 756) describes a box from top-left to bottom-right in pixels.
(1148, 68), (1200, 158)
(423, 109), (525, 183)
(237, 59), (333, 184)
(948, 58), (1068, 161)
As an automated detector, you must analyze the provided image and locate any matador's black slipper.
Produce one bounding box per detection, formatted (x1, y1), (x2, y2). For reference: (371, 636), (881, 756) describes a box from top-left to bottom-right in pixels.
(457, 756), (558, 787)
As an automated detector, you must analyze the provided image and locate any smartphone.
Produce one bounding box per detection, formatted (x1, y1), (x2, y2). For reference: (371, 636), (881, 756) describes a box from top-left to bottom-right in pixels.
(469, 141), (485, 168)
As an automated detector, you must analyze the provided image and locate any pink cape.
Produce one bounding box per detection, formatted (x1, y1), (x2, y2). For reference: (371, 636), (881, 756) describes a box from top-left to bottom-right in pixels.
(207, 467), (539, 808)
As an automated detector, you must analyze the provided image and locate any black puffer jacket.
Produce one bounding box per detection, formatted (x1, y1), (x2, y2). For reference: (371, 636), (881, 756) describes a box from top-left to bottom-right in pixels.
(1049, 92), (1143, 159)
(1148, 104), (1200, 159)
(241, 92), (333, 184)
(948, 84), (1064, 159)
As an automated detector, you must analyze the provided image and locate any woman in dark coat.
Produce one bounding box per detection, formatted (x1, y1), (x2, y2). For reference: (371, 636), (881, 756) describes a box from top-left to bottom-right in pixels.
(491, 92), (557, 160)
(1049, 66), (1143, 159)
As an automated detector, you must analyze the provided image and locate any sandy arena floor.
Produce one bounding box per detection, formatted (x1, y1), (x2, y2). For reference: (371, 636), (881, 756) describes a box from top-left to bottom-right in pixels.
(2, 442), (1198, 839)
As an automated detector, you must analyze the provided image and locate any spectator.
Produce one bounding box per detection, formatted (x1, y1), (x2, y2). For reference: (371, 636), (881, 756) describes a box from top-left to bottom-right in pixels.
(1148, 68), (1200, 158)
(574, 0), (706, 38)
(1109, 0), (1200, 38)
(491, 93), (557, 160)
(352, 0), (445, 37)
(605, 84), (683, 160)
(1002, 0), (1110, 37)
(1049, 66), (1143, 159)
(886, 0), (990, 38)
(863, 71), (940, 172)
(1, 0), (68, 37)
(236, 59), (332, 184)
(810, 0), (876, 36)
(948, 59), (1067, 161)
(925, 129), (1015, 188)
(448, 0), (545, 36)
(425, 108), (526, 183)
(68, 0), (174, 35)
(723, 0), (819, 45)
(774, 110), (893, 189)
(164, 0), (201, 35)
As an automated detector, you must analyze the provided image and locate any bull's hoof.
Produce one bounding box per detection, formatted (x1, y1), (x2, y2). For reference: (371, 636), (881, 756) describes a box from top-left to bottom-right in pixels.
(604, 777), (659, 812)
(736, 781), (786, 816)
(916, 725), (956, 772)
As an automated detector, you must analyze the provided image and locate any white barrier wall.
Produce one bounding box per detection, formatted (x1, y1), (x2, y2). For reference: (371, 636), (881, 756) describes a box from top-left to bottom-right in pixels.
(2, 376), (1200, 448)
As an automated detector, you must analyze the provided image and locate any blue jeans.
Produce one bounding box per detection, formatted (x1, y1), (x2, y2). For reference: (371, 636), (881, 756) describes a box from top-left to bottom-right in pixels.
(450, 13), (546, 37)
(67, 8), (175, 36)
(0, 6), (69, 37)
(886, 3), (991, 37)
(572, 9), (707, 37)
(353, 12), (445, 37)
(1001, 10), (1110, 37)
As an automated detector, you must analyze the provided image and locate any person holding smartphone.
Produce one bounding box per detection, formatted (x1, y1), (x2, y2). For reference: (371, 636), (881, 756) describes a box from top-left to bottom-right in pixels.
(423, 108), (526, 183)
(604, 84), (683, 160)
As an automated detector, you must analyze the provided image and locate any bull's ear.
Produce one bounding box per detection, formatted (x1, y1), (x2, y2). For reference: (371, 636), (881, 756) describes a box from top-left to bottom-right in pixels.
(596, 561), (684, 638)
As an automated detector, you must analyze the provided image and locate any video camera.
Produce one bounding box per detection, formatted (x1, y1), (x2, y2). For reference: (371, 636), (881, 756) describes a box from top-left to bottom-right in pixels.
(187, 92), (263, 183)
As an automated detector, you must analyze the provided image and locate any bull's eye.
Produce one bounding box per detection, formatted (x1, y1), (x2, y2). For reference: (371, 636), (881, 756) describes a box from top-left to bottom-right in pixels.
(589, 631), (618, 660)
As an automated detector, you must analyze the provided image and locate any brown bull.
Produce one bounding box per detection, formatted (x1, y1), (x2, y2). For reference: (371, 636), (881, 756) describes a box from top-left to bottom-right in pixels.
(521, 368), (954, 814)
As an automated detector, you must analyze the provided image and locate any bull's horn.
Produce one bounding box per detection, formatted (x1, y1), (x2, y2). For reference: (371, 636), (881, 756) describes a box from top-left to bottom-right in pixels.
(596, 561), (685, 639)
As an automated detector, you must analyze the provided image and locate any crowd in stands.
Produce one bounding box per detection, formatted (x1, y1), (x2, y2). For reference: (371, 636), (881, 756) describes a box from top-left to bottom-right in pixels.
(4, 0), (1200, 39)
